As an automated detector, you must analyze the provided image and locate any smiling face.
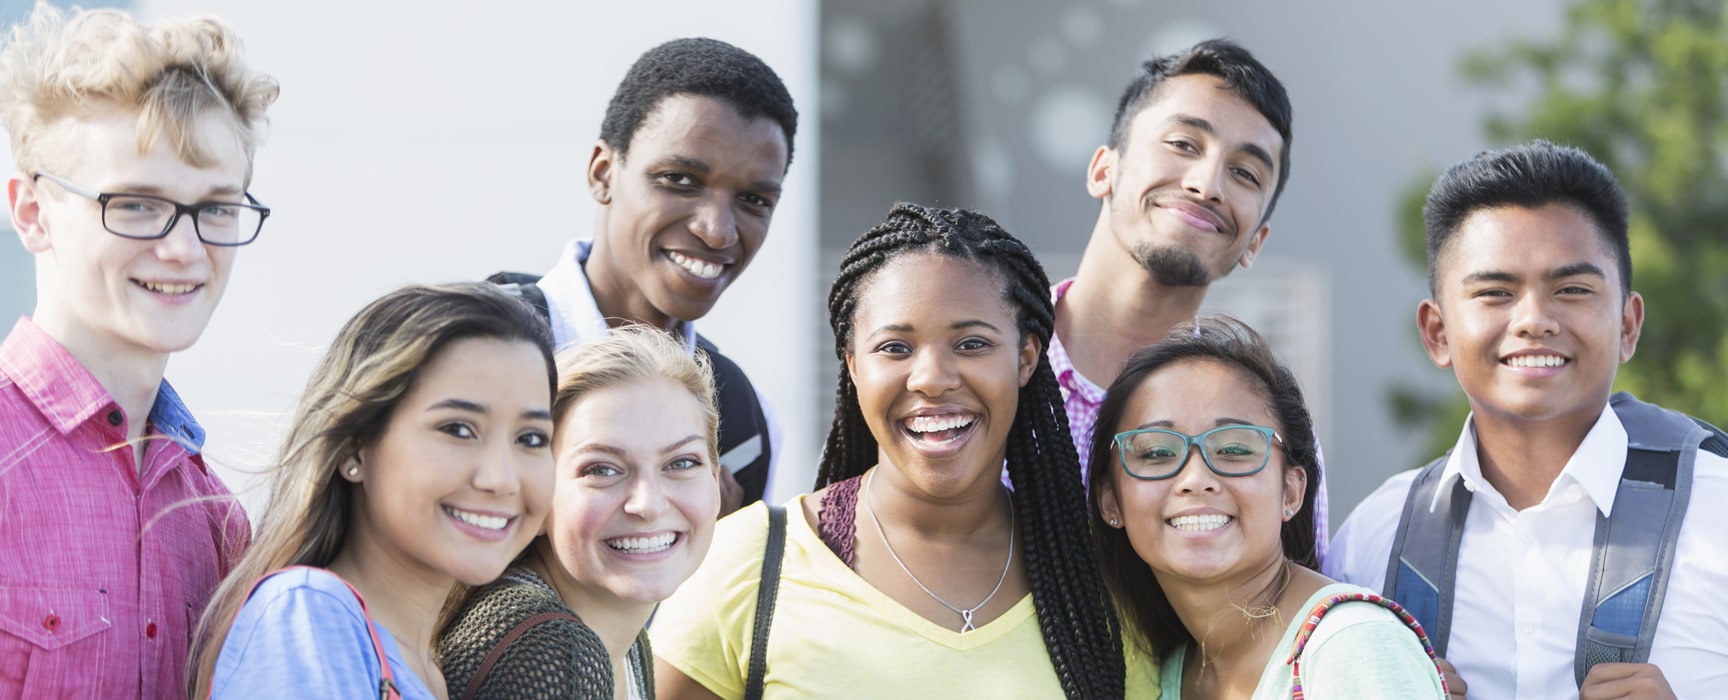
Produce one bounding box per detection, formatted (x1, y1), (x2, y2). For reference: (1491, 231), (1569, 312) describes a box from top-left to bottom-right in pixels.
(540, 377), (720, 608)
(845, 253), (1040, 498)
(1087, 74), (1282, 287)
(1095, 358), (1305, 585)
(583, 94), (790, 330)
(13, 105), (249, 365)
(346, 336), (555, 587)
(1419, 203), (1643, 431)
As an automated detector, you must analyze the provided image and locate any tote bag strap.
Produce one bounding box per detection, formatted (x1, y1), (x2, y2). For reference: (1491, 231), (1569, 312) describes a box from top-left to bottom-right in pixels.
(1286, 591), (1447, 700)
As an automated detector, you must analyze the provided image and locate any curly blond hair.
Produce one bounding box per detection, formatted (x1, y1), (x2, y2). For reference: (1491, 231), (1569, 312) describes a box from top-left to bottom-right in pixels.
(0, 1), (279, 177)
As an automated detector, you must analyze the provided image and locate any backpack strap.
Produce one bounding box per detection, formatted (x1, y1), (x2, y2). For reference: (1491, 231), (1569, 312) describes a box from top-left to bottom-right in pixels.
(485, 271), (551, 323)
(225, 566), (400, 700)
(1381, 454), (1465, 657)
(745, 505), (788, 700)
(1572, 393), (1717, 686)
(1286, 591), (1449, 700)
(697, 334), (774, 507)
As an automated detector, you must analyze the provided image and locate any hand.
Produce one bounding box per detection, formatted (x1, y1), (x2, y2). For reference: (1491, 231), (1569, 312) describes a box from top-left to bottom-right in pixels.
(1436, 657), (1468, 699)
(1580, 663), (1676, 700)
(718, 467), (745, 517)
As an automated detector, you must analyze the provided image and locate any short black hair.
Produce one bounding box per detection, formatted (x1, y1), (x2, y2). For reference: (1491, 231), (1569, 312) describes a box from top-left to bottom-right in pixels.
(1086, 314), (1319, 658)
(1107, 39), (1293, 220)
(598, 37), (798, 170)
(1423, 140), (1631, 298)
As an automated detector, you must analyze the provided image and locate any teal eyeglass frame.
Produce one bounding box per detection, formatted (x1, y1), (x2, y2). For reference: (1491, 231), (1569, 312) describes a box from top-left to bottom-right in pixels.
(1111, 425), (1285, 480)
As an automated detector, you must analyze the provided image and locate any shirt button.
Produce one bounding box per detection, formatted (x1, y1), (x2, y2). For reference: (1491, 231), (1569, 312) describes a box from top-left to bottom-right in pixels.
(146, 622), (157, 639)
(43, 614), (59, 631)
(107, 410), (122, 426)
(1521, 533), (1534, 544)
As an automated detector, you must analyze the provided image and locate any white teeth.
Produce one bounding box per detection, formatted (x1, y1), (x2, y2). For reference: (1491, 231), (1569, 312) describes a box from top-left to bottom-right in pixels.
(905, 414), (975, 434)
(1168, 514), (1232, 532)
(1506, 355), (1566, 368)
(141, 281), (197, 295)
(445, 507), (508, 530)
(667, 251), (723, 280)
(607, 533), (676, 553)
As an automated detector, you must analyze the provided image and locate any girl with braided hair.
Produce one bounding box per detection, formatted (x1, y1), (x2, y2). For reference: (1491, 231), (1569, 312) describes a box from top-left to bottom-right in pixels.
(653, 202), (1147, 699)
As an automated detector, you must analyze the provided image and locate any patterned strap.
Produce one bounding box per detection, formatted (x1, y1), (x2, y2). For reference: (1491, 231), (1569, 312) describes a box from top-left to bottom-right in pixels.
(1285, 591), (1448, 700)
(222, 566), (401, 700)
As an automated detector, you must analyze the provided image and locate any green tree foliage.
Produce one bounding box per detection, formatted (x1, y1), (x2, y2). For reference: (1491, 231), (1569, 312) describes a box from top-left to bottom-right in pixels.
(1394, 0), (1728, 456)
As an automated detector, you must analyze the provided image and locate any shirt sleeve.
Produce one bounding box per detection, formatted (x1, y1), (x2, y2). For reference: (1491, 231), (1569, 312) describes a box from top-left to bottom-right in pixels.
(1323, 469), (1419, 591)
(753, 386), (783, 503)
(1295, 608), (1447, 698)
(650, 503), (772, 700)
(209, 571), (393, 699)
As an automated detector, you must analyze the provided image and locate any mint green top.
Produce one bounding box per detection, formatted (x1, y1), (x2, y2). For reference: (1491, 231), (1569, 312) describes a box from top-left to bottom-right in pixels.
(1157, 583), (1446, 699)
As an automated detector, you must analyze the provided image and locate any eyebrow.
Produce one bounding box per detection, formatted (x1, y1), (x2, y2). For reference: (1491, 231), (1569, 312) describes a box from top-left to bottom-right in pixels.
(107, 182), (246, 199)
(868, 319), (1004, 337)
(429, 398), (551, 422)
(1132, 417), (1261, 431)
(664, 155), (783, 196)
(1462, 262), (1607, 286)
(571, 434), (706, 458)
(1170, 114), (1277, 175)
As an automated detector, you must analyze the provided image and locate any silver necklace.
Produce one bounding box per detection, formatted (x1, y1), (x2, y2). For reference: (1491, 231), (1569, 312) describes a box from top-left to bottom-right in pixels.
(863, 469), (1014, 633)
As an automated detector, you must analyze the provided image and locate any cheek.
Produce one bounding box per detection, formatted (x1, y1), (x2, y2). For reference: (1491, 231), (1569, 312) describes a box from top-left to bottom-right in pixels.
(548, 489), (615, 551)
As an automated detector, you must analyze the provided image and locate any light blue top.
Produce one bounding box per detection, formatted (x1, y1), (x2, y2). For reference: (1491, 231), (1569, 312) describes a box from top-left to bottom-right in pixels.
(1158, 583), (1446, 699)
(210, 567), (436, 699)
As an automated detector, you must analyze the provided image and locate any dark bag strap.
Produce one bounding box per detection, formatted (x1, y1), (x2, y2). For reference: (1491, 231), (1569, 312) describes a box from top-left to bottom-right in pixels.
(745, 505), (788, 700)
(1381, 454), (1462, 657)
(457, 610), (585, 700)
(485, 271), (552, 323)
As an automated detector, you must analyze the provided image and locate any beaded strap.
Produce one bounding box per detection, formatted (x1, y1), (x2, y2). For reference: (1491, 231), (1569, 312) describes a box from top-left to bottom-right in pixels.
(818, 475), (862, 567)
(1286, 591), (1449, 700)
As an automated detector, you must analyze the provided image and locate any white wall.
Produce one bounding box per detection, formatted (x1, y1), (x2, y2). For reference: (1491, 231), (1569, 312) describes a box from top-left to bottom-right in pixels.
(135, 0), (821, 513)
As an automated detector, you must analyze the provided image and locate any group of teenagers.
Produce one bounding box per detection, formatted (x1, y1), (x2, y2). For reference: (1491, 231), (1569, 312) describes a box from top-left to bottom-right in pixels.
(2, 3), (1724, 699)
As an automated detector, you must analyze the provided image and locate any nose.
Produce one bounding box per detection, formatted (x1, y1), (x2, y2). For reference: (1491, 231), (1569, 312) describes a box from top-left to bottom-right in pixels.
(1509, 291), (1560, 338)
(152, 212), (207, 263)
(906, 347), (960, 398)
(470, 440), (522, 499)
(689, 194), (739, 250)
(624, 471), (669, 519)
(1171, 444), (1221, 494)
(1182, 155), (1227, 204)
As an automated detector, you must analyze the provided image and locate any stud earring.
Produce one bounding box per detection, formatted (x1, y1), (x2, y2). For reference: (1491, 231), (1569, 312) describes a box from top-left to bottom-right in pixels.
(346, 465), (359, 477)
(1284, 508), (1295, 518)
(1108, 518), (1121, 527)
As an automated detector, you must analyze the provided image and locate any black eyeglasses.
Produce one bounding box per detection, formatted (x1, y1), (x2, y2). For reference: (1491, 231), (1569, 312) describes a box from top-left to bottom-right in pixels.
(1112, 425), (1285, 480)
(33, 171), (270, 246)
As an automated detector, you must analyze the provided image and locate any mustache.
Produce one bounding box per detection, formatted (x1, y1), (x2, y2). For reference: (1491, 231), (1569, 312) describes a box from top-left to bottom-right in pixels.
(1143, 190), (1236, 237)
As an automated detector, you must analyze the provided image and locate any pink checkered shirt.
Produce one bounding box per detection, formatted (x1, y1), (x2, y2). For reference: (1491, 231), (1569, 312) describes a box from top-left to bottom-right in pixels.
(0, 318), (250, 699)
(1048, 279), (1328, 559)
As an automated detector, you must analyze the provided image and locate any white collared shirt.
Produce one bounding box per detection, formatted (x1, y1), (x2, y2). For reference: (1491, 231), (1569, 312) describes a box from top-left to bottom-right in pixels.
(536, 239), (782, 492)
(1325, 402), (1728, 699)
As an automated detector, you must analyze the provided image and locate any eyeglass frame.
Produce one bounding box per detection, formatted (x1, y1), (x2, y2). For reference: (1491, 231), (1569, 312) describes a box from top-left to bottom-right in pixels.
(31, 171), (271, 246)
(1111, 424), (1286, 481)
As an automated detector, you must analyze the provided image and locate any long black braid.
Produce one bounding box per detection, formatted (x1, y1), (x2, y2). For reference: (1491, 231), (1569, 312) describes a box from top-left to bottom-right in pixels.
(817, 202), (1124, 700)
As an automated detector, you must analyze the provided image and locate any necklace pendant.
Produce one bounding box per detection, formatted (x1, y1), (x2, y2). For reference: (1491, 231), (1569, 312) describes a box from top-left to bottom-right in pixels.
(959, 609), (976, 633)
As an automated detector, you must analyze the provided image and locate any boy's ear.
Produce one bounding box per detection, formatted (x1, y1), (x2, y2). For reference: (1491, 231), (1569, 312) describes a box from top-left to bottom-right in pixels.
(587, 140), (615, 206)
(10, 175), (51, 253)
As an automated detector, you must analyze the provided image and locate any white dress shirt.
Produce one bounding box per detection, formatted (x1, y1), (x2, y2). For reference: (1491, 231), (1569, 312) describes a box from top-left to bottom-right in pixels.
(1325, 402), (1728, 699)
(536, 239), (783, 494)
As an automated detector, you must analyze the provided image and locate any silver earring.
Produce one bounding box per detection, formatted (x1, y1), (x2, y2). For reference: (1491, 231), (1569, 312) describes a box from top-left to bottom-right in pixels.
(346, 465), (360, 477)
(1284, 508), (1295, 518)
(1108, 518), (1121, 527)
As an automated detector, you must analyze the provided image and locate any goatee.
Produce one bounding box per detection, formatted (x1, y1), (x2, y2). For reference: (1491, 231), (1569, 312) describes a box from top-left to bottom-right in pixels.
(1132, 244), (1210, 287)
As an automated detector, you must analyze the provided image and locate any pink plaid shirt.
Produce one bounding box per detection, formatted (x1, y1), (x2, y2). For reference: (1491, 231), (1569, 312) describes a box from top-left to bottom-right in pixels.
(1048, 279), (1329, 560)
(0, 318), (250, 699)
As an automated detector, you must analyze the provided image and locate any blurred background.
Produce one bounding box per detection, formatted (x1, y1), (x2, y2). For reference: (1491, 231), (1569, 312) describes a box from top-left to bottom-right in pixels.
(3, 0), (1722, 534)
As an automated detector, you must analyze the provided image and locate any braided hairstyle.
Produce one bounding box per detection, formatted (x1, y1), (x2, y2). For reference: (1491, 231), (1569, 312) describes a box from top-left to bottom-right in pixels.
(818, 202), (1124, 699)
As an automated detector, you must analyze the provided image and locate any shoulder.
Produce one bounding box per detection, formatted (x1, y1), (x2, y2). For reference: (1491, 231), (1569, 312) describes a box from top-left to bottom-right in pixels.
(235, 568), (369, 630)
(441, 576), (612, 700)
(1289, 585), (1446, 697)
(1323, 468), (1422, 588)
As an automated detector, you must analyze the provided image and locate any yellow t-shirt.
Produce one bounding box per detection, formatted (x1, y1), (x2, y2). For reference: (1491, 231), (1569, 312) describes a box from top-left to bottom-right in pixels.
(652, 497), (1158, 698)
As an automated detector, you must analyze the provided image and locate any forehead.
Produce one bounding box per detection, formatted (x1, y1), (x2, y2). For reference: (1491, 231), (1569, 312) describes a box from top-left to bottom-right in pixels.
(558, 378), (705, 443)
(54, 104), (250, 191)
(1119, 358), (1274, 431)
(851, 253), (1014, 331)
(627, 94), (789, 170)
(1127, 75), (1283, 154)
(1438, 204), (1621, 290)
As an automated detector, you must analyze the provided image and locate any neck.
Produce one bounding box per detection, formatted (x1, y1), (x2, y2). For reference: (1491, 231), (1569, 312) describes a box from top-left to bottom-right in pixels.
(865, 461), (1012, 537)
(1160, 559), (1321, 689)
(327, 533), (454, 663)
(1060, 217), (1210, 385)
(1469, 409), (1598, 511)
(528, 550), (653, 673)
(31, 309), (167, 445)
(582, 223), (679, 333)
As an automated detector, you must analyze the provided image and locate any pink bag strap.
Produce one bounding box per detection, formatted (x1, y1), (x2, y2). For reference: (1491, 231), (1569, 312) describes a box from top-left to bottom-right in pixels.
(220, 566), (401, 700)
(1285, 591), (1448, 700)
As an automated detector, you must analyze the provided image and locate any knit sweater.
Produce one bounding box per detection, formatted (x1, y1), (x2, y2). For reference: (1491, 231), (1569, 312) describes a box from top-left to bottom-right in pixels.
(437, 567), (654, 699)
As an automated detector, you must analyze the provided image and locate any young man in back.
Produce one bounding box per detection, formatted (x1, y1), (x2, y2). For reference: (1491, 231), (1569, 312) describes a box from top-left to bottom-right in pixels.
(1327, 141), (1728, 698)
(1052, 39), (1330, 547)
(500, 37), (796, 514)
(0, 5), (276, 696)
